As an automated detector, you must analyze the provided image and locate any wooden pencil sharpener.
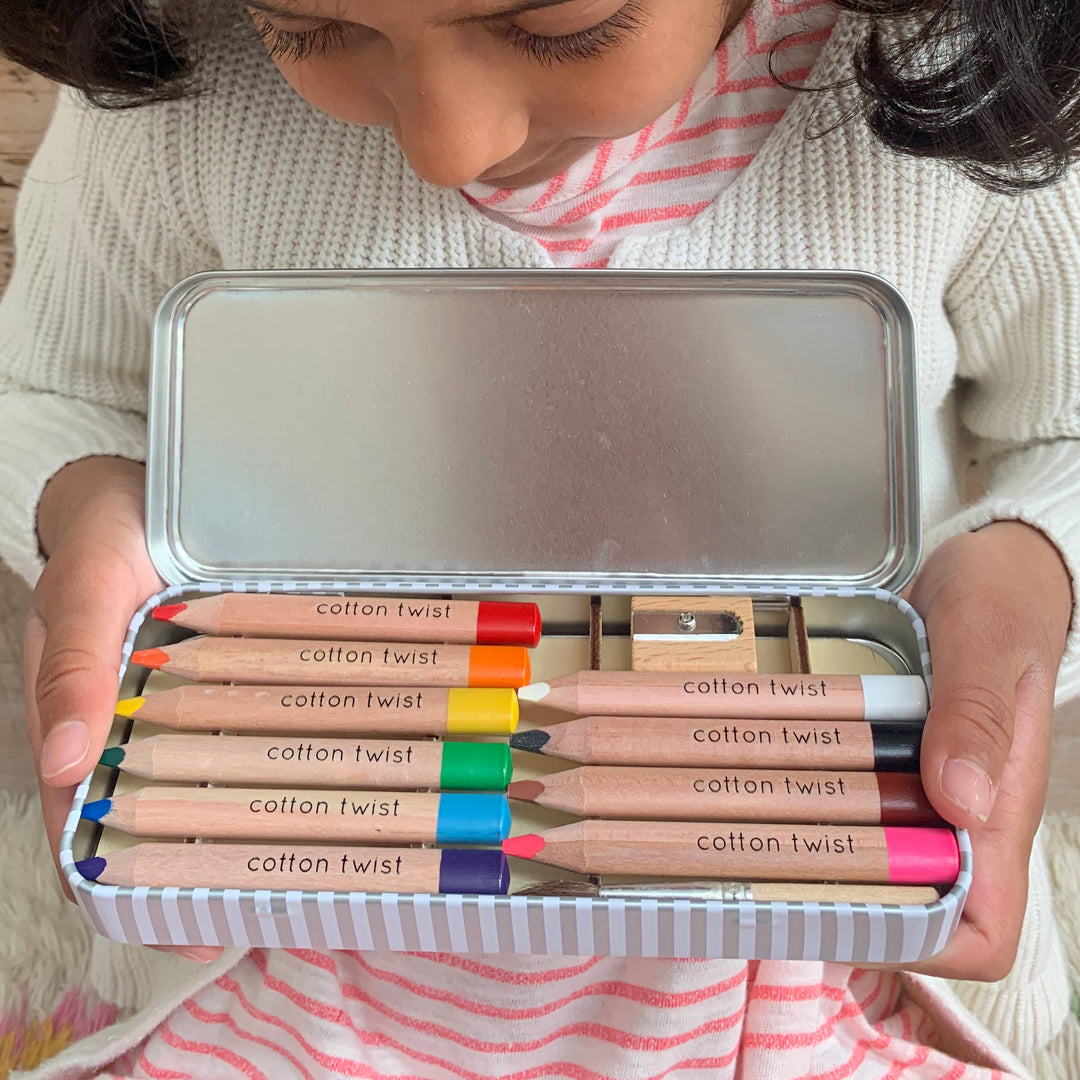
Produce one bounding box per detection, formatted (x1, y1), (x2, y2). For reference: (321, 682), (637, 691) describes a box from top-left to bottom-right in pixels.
(630, 596), (757, 672)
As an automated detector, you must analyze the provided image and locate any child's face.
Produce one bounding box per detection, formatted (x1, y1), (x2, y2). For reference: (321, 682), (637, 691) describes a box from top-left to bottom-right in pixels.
(247, 0), (743, 188)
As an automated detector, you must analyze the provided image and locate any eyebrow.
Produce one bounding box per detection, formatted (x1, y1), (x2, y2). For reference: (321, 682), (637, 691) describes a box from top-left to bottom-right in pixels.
(245, 0), (582, 23)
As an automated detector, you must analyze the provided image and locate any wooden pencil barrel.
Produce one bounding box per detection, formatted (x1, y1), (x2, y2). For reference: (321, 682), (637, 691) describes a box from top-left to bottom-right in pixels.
(101, 787), (446, 841)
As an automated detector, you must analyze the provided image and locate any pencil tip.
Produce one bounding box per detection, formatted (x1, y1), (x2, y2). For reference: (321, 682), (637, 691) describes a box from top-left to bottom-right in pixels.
(114, 696), (145, 717)
(516, 681), (550, 703)
(131, 648), (169, 670)
(502, 834), (545, 859)
(81, 798), (111, 822)
(508, 729), (550, 754)
(99, 746), (126, 768)
(75, 856), (106, 881)
(152, 602), (187, 623)
(506, 779), (545, 803)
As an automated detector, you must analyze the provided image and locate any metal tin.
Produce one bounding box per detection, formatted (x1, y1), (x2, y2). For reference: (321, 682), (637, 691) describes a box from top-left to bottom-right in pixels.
(146, 270), (920, 592)
(58, 269), (966, 963)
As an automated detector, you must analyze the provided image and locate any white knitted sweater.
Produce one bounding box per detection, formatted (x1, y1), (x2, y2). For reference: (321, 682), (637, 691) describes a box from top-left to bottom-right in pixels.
(0, 16), (1077, 1068)
(2, 18), (1080, 702)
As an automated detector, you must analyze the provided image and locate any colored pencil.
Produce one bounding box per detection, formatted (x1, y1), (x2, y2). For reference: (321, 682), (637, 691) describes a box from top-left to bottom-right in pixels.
(97, 735), (512, 789)
(517, 879), (942, 904)
(507, 767), (940, 825)
(509, 717), (921, 771)
(153, 596), (542, 647)
(114, 685), (519, 735)
(75, 844), (510, 894)
(598, 881), (943, 904)
(502, 821), (959, 885)
(131, 638), (529, 688)
(81, 788), (511, 844)
(518, 672), (927, 720)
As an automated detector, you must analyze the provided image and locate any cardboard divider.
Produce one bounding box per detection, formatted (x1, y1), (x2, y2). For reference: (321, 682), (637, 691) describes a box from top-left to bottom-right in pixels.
(788, 597), (812, 674)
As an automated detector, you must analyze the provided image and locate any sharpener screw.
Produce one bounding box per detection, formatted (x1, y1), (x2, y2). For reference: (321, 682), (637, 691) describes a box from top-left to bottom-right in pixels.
(678, 611), (697, 632)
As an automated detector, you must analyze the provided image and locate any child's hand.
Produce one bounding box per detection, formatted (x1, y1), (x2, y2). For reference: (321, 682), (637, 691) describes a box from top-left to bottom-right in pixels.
(905, 521), (1072, 981)
(24, 455), (220, 961)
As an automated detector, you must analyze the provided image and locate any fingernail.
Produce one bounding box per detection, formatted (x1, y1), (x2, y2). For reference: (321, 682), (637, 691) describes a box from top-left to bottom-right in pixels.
(177, 947), (215, 963)
(41, 721), (90, 780)
(940, 758), (994, 822)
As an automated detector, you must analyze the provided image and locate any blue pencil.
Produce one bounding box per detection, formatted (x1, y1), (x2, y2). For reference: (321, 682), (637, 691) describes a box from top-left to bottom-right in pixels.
(80, 788), (510, 844)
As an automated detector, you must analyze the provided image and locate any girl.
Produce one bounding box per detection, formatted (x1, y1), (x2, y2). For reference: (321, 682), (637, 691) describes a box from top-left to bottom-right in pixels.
(2, 0), (1079, 1076)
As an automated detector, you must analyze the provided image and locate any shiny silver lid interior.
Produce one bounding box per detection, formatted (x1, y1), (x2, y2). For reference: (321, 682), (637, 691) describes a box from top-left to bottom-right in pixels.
(147, 270), (920, 591)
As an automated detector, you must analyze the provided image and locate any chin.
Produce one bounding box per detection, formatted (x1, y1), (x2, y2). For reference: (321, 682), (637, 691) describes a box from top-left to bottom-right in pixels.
(477, 162), (553, 188)
(479, 140), (602, 188)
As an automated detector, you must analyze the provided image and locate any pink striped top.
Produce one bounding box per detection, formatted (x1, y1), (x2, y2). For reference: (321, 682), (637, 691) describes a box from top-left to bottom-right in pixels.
(463, 0), (838, 267)
(97, 952), (1017, 1079)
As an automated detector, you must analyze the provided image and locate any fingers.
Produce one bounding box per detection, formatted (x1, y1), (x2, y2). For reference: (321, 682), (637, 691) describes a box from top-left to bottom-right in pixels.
(24, 609), (77, 900)
(905, 823), (1032, 981)
(26, 562), (143, 899)
(919, 627), (1017, 828)
(150, 944), (227, 964)
(33, 560), (141, 789)
(912, 533), (1028, 830)
(24, 463), (162, 901)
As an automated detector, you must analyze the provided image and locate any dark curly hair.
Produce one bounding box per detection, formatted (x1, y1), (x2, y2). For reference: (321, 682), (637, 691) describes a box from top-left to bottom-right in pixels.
(2, 0), (1079, 194)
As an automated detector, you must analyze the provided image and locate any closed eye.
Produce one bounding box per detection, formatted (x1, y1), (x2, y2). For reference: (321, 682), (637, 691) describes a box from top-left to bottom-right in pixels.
(249, 1), (647, 65)
(498, 2), (647, 65)
(249, 12), (351, 62)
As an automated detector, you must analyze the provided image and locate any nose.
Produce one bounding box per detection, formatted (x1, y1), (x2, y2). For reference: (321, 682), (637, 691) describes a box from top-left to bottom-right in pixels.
(388, 49), (530, 188)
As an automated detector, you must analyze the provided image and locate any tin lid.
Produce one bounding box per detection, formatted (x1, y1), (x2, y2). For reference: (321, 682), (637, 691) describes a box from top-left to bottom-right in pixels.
(147, 270), (920, 592)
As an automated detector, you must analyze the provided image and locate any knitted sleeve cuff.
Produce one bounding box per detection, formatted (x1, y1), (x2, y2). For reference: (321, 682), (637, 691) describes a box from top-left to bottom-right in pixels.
(0, 392), (146, 586)
(924, 440), (1080, 705)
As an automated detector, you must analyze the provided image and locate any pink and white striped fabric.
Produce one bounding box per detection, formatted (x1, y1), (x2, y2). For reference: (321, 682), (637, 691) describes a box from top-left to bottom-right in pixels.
(463, 0), (837, 267)
(94, 952), (1015, 1079)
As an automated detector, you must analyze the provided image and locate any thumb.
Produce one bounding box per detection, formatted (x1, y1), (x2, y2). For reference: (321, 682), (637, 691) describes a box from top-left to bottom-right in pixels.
(919, 614), (1018, 830)
(33, 561), (145, 788)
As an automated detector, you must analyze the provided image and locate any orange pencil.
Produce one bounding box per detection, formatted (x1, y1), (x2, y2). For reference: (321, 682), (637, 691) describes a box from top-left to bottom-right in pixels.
(114, 684), (519, 735)
(519, 671), (927, 720)
(508, 767), (940, 825)
(503, 821), (959, 885)
(152, 595), (541, 646)
(131, 637), (529, 688)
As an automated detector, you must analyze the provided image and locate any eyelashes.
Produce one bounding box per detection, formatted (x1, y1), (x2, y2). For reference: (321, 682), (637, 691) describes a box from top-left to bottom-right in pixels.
(501, 2), (647, 66)
(249, 3), (647, 66)
(249, 13), (350, 63)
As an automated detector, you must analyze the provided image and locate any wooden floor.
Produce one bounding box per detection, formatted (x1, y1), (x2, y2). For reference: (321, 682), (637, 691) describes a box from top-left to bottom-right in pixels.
(1, 58), (1079, 811)
(0, 60), (57, 290)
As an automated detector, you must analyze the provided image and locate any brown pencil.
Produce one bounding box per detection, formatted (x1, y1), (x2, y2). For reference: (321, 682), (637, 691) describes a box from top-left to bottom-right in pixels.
(98, 735), (512, 789)
(508, 767), (940, 825)
(503, 821), (959, 885)
(114, 685), (519, 736)
(81, 788), (510, 844)
(152, 596), (542, 647)
(519, 672), (927, 721)
(510, 716), (922, 771)
(76, 844), (510, 893)
(131, 638), (529, 688)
